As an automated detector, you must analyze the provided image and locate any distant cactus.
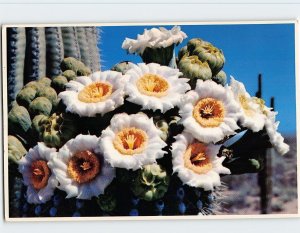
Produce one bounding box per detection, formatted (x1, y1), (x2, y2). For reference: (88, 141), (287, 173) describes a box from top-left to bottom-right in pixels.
(76, 27), (91, 67)
(45, 27), (64, 78)
(61, 27), (81, 60)
(7, 27), (26, 109)
(85, 27), (101, 72)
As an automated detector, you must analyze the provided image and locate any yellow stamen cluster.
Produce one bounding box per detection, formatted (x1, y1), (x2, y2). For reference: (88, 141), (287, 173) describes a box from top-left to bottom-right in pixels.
(136, 74), (169, 97)
(113, 127), (148, 155)
(184, 142), (213, 174)
(78, 81), (112, 103)
(193, 97), (225, 127)
(30, 160), (51, 190)
(67, 150), (100, 184)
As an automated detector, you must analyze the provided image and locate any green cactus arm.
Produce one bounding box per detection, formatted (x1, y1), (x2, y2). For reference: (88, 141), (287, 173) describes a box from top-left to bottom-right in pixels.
(7, 27), (26, 109)
(45, 27), (64, 78)
(61, 27), (81, 60)
(85, 27), (101, 72)
(76, 27), (91, 67)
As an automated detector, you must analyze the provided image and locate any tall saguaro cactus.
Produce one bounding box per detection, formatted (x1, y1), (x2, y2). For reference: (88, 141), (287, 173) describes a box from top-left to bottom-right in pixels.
(45, 27), (64, 78)
(85, 27), (101, 72)
(61, 27), (81, 60)
(7, 27), (26, 110)
(7, 26), (101, 108)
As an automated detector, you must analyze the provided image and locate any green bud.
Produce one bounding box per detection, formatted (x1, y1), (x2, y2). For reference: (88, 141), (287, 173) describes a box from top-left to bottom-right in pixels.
(61, 57), (91, 76)
(178, 55), (212, 81)
(212, 70), (227, 86)
(41, 113), (78, 148)
(131, 164), (170, 201)
(62, 70), (76, 81)
(178, 46), (189, 61)
(8, 135), (27, 164)
(38, 77), (52, 87)
(16, 87), (37, 108)
(52, 75), (68, 93)
(37, 86), (58, 106)
(32, 114), (49, 138)
(24, 81), (42, 92)
(111, 61), (135, 75)
(29, 97), (52, 117)
(8, 105), (32, 134)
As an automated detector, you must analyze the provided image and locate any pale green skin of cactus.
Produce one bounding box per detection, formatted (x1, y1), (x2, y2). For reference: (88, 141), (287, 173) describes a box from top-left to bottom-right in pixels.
(155, 119), (169, 142)
(141, 44), (175, 66)
(61, 57), (91, 76)
(38, 77), (52, 87)
(52, 75), (68, 92)
(85, 27), (101, 72)
(37, 86), (58, 106)
(178, 55), (212, 81)
(111, 61), (135, 75)
(62, 70), (76, 81)
(16, 86), (37, 108)
(40, 113), (78, 148)
(32, 114), (49, 138)
(131, 164), (170, 201)
(29, 97), (52, 117)
(212, 70), (227, 86)
(8, 105), (32, 133)
(97, 194), (117, 212)
(8, 135), (27, 164)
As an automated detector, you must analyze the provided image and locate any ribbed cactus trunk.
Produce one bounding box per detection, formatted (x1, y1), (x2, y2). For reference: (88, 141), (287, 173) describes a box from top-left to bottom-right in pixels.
(85, 27), (101, 72)
(37, 28), (47, 78)
(61, 27), (81, 60)
(24, 28), (40, 83)
(45, 27), (64, 78)
(7, 27), (26, 110)
(76, 27), (91, 67)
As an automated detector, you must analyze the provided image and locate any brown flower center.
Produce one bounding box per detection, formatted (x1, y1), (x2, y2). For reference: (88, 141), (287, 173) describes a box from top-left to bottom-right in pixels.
(193, 97), (225, 127)
(113, 127), (148, 155)
(136, 74), (169, 97)
(78, 82), (112, 103)
(67, 150), (100, 184)
(184, 142), (213, 174)
(30, 160), (51, 190)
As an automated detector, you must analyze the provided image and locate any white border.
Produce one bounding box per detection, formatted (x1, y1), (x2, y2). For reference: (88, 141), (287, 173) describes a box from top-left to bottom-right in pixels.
(2, 19), (299, 222)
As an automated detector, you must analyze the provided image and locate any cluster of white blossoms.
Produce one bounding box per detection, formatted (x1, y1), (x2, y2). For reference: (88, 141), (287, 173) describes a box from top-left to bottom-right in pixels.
(18, 62), (289, 202)
(122, 26), (187, 55)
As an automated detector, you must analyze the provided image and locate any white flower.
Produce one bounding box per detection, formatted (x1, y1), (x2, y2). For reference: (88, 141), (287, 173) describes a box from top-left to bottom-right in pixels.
(264, 109), (289, 155)
(230, 77), (266, 132)
(125, 63), (190, 113)
(59, 70), (126, 117)
(100, 113), (167, 170)
(18, 143), (57, 204)
(179, 79), (241, 144)
(172, 132), (230, 191)
(48, 134), (115, 199)
(122, 26), (187, 55)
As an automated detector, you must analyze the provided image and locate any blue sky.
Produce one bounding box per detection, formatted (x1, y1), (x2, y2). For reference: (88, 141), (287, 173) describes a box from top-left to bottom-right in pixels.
(99, 24), (296, 135)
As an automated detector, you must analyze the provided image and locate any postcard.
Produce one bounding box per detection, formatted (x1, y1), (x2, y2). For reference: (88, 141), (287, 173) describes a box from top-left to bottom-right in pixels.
(2, 21), (298, 220)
